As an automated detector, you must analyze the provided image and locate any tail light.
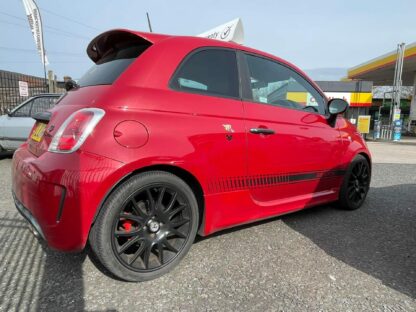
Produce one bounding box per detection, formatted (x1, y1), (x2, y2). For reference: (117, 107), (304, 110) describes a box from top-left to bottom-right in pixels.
(48, 108), (105, 153)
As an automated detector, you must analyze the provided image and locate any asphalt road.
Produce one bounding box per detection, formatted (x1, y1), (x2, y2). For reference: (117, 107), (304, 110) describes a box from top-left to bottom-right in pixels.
(0, 142), (415, 311)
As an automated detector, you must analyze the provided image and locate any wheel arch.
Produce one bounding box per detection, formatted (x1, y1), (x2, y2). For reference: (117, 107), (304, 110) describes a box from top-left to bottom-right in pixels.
(358, 151), (372, 171)
(91, 164), (206, 235)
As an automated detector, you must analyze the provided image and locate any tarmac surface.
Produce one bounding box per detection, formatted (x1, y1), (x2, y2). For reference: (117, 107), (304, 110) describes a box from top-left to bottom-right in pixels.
(0, 141), (415, 311)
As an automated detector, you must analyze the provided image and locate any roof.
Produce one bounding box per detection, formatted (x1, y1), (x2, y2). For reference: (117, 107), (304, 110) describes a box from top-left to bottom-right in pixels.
(86, 29), (245, 58)
(315, 81), (372, 93)
(85, 29), (319, 92)
(33, 93), (61, 97)
(347, 42), (416, 86)
(372, 86), (414, 99)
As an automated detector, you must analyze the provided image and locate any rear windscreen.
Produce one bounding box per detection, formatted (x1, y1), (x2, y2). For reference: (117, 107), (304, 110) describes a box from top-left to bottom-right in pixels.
(78, 33), (151, 87)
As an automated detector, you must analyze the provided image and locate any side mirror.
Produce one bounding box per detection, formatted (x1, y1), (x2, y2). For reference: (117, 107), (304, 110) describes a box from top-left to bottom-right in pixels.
(327, 98), (348, 127)
(328, 98), (348, 115)
(64, 79), (79, 91)
(5, 108), (11, 116)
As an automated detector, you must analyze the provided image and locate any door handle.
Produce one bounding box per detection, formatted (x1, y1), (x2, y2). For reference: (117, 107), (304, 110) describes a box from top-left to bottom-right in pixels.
(250, 128), (275, 135)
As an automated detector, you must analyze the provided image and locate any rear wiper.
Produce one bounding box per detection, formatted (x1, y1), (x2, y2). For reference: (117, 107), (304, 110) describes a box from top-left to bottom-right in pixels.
(64, 79), (80, 91)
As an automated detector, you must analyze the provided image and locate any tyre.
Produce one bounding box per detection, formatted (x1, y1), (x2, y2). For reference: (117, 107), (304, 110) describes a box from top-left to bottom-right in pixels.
(338, 154), (371, 210)
(89, 171), (199, 282)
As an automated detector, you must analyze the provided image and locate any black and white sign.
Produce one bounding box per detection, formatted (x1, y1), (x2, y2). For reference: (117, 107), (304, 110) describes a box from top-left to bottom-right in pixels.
(198, 18), (244, 45)
(18, 81), (29, 97)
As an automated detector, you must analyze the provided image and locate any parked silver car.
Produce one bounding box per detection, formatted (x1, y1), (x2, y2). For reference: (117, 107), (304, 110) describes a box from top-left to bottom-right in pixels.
(0, 94), (60, 153)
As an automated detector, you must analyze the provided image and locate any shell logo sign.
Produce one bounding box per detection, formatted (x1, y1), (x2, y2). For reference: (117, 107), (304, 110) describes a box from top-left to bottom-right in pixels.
(286, 91), (372, 107)
(325, 92), (372, 107)
(286, 92), (318, 106)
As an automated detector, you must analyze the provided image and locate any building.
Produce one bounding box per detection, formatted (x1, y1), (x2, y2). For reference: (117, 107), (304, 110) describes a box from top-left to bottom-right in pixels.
(316, 81), (373, 124)
(346, 42), (416, 133)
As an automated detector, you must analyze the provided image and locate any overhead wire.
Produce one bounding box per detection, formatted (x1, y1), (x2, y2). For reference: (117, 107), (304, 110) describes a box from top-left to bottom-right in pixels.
(0, 11), (92, 40)
(39, 7), (100, 31)
(0, 6), (98, 73)
(0, 46), (86, 56)
(0, 9), (99, 31)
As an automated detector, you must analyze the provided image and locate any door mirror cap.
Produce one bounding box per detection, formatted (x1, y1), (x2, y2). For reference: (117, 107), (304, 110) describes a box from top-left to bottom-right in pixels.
(328, 98), (348, 115)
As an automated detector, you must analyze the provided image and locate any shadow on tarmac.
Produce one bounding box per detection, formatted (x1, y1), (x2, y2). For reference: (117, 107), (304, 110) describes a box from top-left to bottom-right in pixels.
(283, 183), (416, 299)
(0, 211), (87, 311)
(196, 165), (416, 299)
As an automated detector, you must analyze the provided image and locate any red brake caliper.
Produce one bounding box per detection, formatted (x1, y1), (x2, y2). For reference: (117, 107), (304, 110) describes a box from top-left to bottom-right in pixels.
(122, 220), (134, 232)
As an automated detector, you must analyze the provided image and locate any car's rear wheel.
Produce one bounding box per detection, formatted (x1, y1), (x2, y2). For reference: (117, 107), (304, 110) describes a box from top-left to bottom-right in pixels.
(89, 171), (199, 282)
(338, 154), (371, 210)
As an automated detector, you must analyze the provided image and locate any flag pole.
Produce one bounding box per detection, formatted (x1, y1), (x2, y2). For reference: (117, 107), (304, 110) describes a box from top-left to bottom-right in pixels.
(32, 0), (47, 88)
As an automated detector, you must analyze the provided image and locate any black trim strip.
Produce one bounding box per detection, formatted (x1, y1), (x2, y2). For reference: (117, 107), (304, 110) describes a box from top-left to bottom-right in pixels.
(56, 187), (67, 222)
(208, 169), (346, 193)
(0, 137), (26, 142)
(12, 191), (45, 240)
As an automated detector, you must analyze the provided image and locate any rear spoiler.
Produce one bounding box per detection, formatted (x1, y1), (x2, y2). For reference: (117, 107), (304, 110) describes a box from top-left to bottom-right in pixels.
(86, 29), (170, 63)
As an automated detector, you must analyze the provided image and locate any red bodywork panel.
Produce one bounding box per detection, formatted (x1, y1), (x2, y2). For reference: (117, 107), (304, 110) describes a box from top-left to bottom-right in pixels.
(11, 30), (371, 251)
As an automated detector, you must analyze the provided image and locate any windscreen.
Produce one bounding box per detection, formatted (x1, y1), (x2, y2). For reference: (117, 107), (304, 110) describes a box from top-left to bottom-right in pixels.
(78, 32), (151, 87)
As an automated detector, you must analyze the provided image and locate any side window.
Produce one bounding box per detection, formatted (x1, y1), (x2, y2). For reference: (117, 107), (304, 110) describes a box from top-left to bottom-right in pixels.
(30, 97), (58, 117)
(12, 101), (32, 117)
(245, 54), (326, 114)
(171, 49), (239, 98)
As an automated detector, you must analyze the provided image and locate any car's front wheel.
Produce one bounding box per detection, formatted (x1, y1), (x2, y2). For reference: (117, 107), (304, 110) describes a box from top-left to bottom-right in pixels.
(338, 154), (371, 210)
(89, 171), (199, 282)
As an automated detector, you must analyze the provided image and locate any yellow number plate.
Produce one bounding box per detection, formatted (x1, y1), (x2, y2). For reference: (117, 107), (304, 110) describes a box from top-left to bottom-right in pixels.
(30, 122), (47, 142)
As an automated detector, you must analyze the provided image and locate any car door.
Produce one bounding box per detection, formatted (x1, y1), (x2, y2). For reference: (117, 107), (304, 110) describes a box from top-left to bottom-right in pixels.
(240, 52), (344, 215)
(168, 48), (250, 230)
(0, 99), (34, 150)
(168, 48), (246, 181)
(0, 96), (58, 150)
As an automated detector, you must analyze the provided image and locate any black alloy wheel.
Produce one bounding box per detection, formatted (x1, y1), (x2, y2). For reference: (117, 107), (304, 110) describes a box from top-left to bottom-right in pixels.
(89, 171), (199, 281)
(112, 185), (191, 271)
(339, 155), (371, 210)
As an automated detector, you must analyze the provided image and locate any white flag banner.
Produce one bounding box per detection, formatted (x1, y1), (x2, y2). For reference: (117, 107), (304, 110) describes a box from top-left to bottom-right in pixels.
(22, 0), (49, 65)
(197, 18), (244, 45)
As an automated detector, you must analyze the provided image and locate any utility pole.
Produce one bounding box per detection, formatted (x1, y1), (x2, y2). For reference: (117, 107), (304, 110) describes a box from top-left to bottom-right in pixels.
(391, 43), (406, 141)
(391, 43), (405, 118)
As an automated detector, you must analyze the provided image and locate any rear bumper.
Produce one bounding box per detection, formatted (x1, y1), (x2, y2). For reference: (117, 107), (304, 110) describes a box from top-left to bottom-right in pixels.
(12, 146), (124, 251)
(13, 191), (45, 240)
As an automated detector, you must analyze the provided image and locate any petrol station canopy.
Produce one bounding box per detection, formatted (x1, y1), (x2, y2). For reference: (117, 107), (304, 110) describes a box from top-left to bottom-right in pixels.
(346, 42), (416, 86)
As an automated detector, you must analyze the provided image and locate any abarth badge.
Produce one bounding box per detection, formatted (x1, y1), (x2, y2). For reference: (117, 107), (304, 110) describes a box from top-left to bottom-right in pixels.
(222, 124), (234, 133)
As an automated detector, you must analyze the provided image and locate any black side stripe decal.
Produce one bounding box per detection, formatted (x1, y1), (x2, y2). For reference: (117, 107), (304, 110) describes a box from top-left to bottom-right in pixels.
(207, 169), (346, 193)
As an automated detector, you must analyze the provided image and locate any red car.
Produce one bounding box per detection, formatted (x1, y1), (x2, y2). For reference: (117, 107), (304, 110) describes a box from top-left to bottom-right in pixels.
(12, 29), (371, 281)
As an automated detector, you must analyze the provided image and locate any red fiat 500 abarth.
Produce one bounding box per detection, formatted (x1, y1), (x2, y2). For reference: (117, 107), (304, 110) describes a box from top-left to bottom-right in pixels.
(12, 29), (371, 281)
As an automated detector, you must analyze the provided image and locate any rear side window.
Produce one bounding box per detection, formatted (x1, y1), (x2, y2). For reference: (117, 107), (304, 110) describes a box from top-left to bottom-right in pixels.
(30, 97), (58, 116)
(12, 101), (32, 117)
(170, 49), (239, 98)
(78, 33), (151, 87)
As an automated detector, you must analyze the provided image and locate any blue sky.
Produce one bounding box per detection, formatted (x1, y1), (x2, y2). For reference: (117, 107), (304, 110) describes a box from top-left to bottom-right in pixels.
(0, 0), (415, 80)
